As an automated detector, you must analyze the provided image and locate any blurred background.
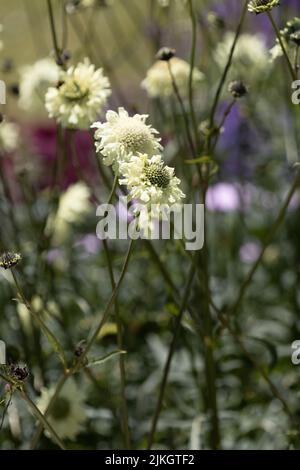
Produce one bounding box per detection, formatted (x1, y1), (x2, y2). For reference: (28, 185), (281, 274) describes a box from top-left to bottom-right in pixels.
(1, 0), (300, 451)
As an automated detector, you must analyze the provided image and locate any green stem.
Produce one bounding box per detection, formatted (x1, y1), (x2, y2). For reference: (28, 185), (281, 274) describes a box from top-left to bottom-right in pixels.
(75, 239), (134, 368)
(30, 373), (69, 449)
(46, 0), (61, 64)
(11, 269), (68, 370)
(147, 263), (196, 449)
(207, 0), (249, 151)
(103, 239), (131, 449)
(167, 61), (196, 158)
(230, 168), (300, 317)
(21, 388), (66, 450)
(267, 11), (297, 81)
(187, 0), (200, 149)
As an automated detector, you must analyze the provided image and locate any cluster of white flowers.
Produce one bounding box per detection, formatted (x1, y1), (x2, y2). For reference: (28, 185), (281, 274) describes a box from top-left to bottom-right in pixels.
(270, 18), (300, 63)
(91, 107), (162, 169)
(0, 120), (20, 154)
(142, 57), (204, 99)
(92, 108), (185, 230)
(214, 32), (269, 82)
(19, 58), (59, 113)
(45, 58), (111, 129)
(36, 379), (87, 441)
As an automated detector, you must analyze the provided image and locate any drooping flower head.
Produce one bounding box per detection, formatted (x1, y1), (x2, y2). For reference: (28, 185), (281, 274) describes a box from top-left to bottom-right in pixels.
(45, 58), (111, 129)
(119, 153), (185, 210)
(0, 120), (20, 154)
(36, 379), (87, 441)
(18, 58), (59, 113)
(248, 0), (280, 14)
(141, 57), (204, 99)
(91, 107), (162, 168)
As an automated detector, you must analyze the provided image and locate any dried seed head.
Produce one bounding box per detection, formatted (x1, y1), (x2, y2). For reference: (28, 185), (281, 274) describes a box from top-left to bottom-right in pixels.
(74, 340), (86, 358)
(228, 80), (248, 98)
(9, 364), (29, 382)
(0, 252), (22, 270)
(248, 0), (280, 14)
(156, 47), (176, 62)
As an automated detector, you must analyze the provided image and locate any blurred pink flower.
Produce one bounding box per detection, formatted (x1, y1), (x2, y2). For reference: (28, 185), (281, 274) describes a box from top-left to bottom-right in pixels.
(239, 241), (261, 264)
(206, 182), (242, 212)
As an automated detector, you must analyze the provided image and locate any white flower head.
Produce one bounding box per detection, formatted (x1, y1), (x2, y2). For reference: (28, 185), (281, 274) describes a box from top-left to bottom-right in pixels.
(36, 378), (87, 441)
(119, 153), (185, 212)
(214, 33), (269, 82)
(91, 107), (162, 169)
(19, 58), (59, 113)
(48, 182), (92, 243)
(46, 58), (111, 129)
(141, 57), (204, 99)
(0, 121), (20, 154)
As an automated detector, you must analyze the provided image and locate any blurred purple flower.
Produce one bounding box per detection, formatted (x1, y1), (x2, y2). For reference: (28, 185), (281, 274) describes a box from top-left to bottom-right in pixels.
(75, 234), (101, 254)
(239, 241), (262, 264)
(47, 248), (63, 264)
(206, 182), (243, 212)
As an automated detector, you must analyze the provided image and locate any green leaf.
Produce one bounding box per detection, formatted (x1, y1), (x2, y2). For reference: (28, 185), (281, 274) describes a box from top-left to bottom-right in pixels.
(185, 155), (214, 165)
(87, 350), (127, 367)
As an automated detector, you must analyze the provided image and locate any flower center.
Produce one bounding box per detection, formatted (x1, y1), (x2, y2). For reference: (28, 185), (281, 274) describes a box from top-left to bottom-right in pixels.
(60, 79), (89, 101)
(49, 397), (71, 421)
(118, 120), (151, 152)
(145, 162), (170, 189)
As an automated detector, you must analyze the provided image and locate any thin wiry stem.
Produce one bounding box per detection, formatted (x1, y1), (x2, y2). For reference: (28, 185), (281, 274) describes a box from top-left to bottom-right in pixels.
(46, 0), (61, 64)
(21, 388), (66, 450)
(167, 61), (196, 158)
(147, 263), (196, 449)
(11, 269), (68, 370)
(103, 239), (131, 449)
(230, 168), (300, 317)
(207, 0), (249, 151)
(30, 374), (69, 449)
(30, 240), (134, 449)
(187, 0), (200, 149)
(267, 11), (297, 81)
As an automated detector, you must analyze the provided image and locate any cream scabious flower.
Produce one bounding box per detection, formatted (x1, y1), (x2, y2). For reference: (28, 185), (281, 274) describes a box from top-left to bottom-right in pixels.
(248, 0), (279, 14)
(119, 154), (185, 212)
(18, 58), (59, 113)
(36, 379), (87, 441)
(91, 107), (162, 168)
(214, 32), (269, 81)
(48, 182), (92, 243)
(270, 18), (300, 62)
(141, 57), (204, 99)
(45, 58), (111, 129)
(0, 121), (20, 154)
